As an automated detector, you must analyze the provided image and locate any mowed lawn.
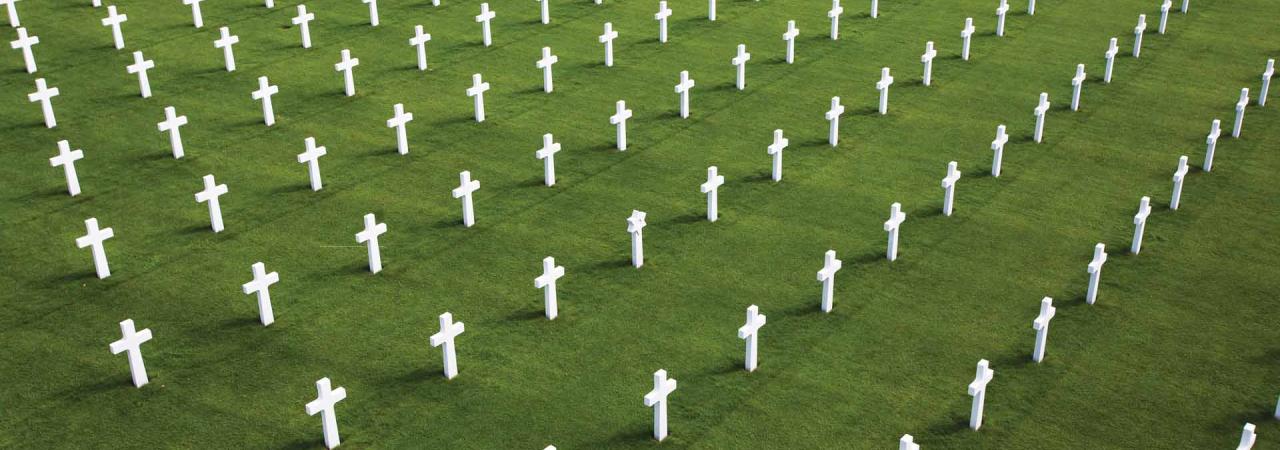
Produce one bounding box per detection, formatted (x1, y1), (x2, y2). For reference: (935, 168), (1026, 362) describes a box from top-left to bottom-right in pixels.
(1, 0), (1278, 447)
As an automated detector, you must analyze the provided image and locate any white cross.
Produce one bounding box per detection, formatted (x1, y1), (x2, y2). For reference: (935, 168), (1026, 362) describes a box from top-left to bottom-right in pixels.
(125, 50), (154, 98)
(452, 171), (481, 227)
(362, 0), (379, 26)
(429, 312), (466, 379)
(731, 44), (750, 90)
(995, 0), (1009, 37)
(334, 49), (359, 97)
(960, 18), (975, 61)
(900, 434), (920, 450)
(476, 3), (495, 47)
(816, 249), (842, 312)
(700, 166), (724, 222)
(1104, 37), (1118, 83)
(708, 0), (716, 21)
(643, 370), (678, 441)
(93, 0), (101, 7)
(941, 161), (961, 216)
(825, 96), (844, 146)
(1233, 88), (1249, 138)
(1027, 0), (1036, 15)
(536, 47), (557, 93)
(1170, 155), (1188, 210)
(1, 0), (20, 27)
(28, 77), (59, 128)
(10, 26), (38, 73)
(1158, 0), (1171, 34)
(304, 377), (347, 449)
(599, 22), (618, 67)
(967, 359), (994, 430)
(213, 26), (239, 72)
(251, 76), (279, 126)
(1238, 423), (1256, 450)
(355, 213), (387, 273)
(195, 174), (229, 233)
(654, 2), (671, 43)
(1259, 58), (1274, 107)
(611, 100), (633, 151)
(1031, 297), (1056, 362)
(827, 0), (843, 40)
(297, 137), (327, 191)
(1182, 0), (1189, 13)
(1085, 243), (1108, 305)
(921, 41), (937, 86)
(876, 67), (894, 114)
(241, 262), (279, 326)
(737, 305), (766, 371)
(410, 25), (432, 71)
(467, 73), (490, 122)
(101, 5), (127, 50)
(265, 0), (274, 7)
(883, 202), (906, 261)
(782, 20), (799, 64)
(1133, 14), (1147, 58)
(386, 103), (413, 155)
(76, 218), (114, 279)
(534, 257), (565, 319)
(109, 319), (153, 387)
(1203, 119), (1221, 172)
(157, 106), (188, 159)
(1131, 196), (1151, 254)
(537, 0), (550, 24)
(292, 5), (314, 49)
(990, 124), (1008, 177)
(183, 0), (204, 28)
(536, 133), (561, 186)
(1070, 64), (1087, 111)
(50, 140), (84, 197)
(627, 210), (647, 268)
(767, 129), (788, 182)
(1033, 92), (1050, 143)
(674, 70), (695, 119)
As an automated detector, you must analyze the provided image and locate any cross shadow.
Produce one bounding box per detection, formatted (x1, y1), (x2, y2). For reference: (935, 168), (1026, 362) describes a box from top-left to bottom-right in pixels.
(741, 171), (774, 183)
(504, 308), (547, 322)
(587, 259), (632, 271)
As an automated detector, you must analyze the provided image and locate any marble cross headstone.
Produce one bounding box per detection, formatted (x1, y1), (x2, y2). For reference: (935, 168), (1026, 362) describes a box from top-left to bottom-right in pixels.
(707, 0), (716, 21)
(9, 26), (38, 73)
(1233, 88), (1249, 137)
(599, 22), (618, 66)
(334, 49), (359, 96)
(737, 305), (766, 371)
(467, 73), (490, 122)
(125, 50), (154, 98)
(817, 249), (842, 312)
(1070, 64), (1086, 111)
(213, 26), (239, 71)
(355, 213), (387, 273)
(101, 5), (127, 50)
(1085, 243), (1108, 305)
(1203, 119), (1221, 172)
(1027, 0), (1036, 15)
(251, 76), (279, 126)
(534, 257), (564, 319)
(304, 377), (347, 449)
(410, 25), (432, 70)
(1259, 59), (1274, 107)
(386, 103), (413, 155)
(627, 210), (647, 268)
(1133, 15), (1147, 58)
(643, 370), (678, 441)
(1170, 155), (1188, 210)
(537, 47), (557, 92)
(297, 137), (327, 191)
(675, 70), (695, 118)
(241, 262), (279, 326)
(995, 0), (1009, 37)
(50, 140), (84, 196)
(876, 67), (894, 115)
(1, 0), (19, 27)
(109, 319), (153, 387)
(1131, 196), (1151, 254)
(700, 166), (724, 222)
(825, 96), (844, 146)
(767, 129), (788, 182)
(782, 20), (799, 64)
(654, 2), (671, 44)
(1033, 92), (1050, 143)
(538, 0), (550, 24)
(611, 100), (633, 151)
(1238, 423), (1256, 450)
(732, 44), (751, 90)
(429, 312), (466, 379)
(28, 78), (58, 128)
(870, 0), (879, 18)
(1031, 297), (1056, 362)
(157, 106), (188, 158)
(362, 0), (379, 26)
(941, 161), (961, 216)
(921, 42), (937, 86)
(961, 18), (975, 61)
(1104, 38), (1119, 83)
(968, 359), (994, 430)
(991, 124), (1008, 177)
(828, 0), (842, 40)
(292, 5), (314, 49)
(536, 133), (561, 186)
(451, 171), (480, 227)
(476, 3), (495, 47)
(1158, 0), (1171, 34)
(884, 202), (906, 261)
(77, 218), (114, 278)
(195, 174), (229, 233)
(900, 435), (920, 450)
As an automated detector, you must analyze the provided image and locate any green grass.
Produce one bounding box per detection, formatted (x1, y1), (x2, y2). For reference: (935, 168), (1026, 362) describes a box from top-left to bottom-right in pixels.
(2, 0), (1278, 448)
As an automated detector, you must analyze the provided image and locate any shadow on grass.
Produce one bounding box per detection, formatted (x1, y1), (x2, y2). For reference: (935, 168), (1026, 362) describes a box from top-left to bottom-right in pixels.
(741, 171), (774, 183)
(658, 213), (704, 226)
(505, 308), (547, 322)
(49, 270), (98, 285)
(587, 259), (632, 271)
(220, 316), (264, 330)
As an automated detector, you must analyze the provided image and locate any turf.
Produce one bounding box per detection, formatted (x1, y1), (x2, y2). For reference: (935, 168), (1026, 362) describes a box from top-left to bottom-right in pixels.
(1, 0), (1278, 448)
